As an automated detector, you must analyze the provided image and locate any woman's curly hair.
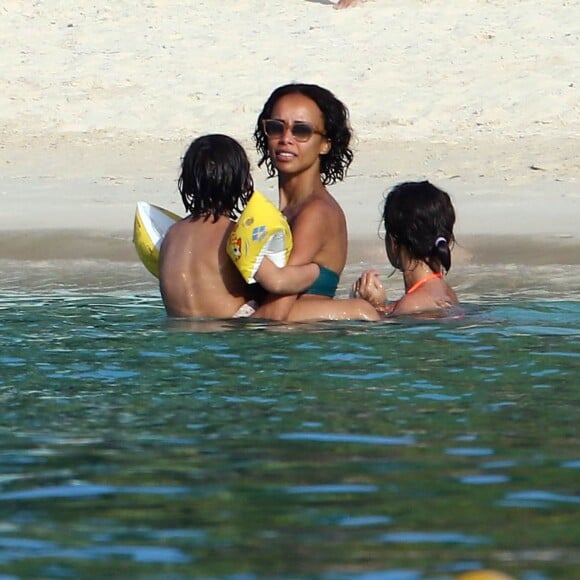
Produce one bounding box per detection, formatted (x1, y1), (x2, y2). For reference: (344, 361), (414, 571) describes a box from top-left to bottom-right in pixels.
(254, 83), (354, 186)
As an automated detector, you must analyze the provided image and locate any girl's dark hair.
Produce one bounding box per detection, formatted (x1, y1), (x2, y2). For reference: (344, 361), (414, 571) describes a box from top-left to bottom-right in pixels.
(383, 181), (456, 272)
(179, 134), (254, 221)
(254, 83), (353, 185)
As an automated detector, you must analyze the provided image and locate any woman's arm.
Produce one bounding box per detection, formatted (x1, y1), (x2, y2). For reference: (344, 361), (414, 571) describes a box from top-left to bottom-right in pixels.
(287, 297), (380, 322)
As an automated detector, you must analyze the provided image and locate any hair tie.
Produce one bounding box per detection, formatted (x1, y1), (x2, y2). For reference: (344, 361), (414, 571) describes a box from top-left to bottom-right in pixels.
(435, 236), (447, 247)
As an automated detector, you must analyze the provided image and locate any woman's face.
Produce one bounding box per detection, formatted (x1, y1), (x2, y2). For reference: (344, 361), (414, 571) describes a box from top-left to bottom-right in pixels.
(266, 93), (331, 176)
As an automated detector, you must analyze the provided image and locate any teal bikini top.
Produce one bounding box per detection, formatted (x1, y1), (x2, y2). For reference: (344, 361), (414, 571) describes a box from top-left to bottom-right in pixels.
(304, 265), (340, 298)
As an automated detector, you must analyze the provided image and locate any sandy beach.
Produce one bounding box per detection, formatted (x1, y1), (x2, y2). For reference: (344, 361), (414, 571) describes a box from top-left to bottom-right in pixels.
(1, 0), (578, 266)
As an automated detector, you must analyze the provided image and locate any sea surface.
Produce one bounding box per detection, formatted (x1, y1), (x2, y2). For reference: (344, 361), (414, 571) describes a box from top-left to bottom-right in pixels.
(1, 257), (579, 579)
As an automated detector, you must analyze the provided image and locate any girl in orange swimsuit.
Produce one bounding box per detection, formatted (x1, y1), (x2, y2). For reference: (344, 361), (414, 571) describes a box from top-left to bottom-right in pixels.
(352, 181), (459, 317)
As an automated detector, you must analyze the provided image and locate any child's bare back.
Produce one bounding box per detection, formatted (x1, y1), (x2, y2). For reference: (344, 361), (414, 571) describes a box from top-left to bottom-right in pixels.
(159, 215), (248, 318)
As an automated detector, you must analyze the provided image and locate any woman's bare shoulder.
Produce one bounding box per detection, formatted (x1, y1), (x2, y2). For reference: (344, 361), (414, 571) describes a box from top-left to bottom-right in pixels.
(297, 193), (345, 225)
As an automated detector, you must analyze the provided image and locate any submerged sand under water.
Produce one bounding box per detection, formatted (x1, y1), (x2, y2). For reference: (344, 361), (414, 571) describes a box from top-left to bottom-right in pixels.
(1, 230), (579, 302)
(1, 230), (579, 265)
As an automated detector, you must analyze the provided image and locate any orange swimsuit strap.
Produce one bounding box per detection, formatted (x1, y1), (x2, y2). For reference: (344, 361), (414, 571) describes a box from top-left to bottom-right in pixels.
(376, 272), (444, 316)
(406, 272), (443, 295)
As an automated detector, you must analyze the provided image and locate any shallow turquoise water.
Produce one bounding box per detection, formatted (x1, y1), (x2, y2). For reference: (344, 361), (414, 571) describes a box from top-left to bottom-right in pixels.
(1, 259), (579, 579)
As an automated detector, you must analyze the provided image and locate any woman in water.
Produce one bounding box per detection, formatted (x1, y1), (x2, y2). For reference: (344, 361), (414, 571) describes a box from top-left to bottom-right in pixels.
(252, 83), (378, 322)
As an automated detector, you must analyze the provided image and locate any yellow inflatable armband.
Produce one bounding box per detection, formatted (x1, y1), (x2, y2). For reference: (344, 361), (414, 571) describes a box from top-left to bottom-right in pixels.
(227, 191), (293, 284)
(133, 201), (181, 278)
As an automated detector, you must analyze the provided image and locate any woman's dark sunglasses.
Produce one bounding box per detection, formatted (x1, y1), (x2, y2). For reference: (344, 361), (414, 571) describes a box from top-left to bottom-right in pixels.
(262, 119), (325, 143)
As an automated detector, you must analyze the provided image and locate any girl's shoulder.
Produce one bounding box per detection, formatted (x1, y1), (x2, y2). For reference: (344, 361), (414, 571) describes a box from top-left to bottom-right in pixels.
(391, 282), (458, 317)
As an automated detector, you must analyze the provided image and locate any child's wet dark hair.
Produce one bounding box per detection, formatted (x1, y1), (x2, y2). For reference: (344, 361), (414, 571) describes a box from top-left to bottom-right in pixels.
(254, 83), (353, 186)
(179, 134), (254, 222)
(383, 181), (456, 272)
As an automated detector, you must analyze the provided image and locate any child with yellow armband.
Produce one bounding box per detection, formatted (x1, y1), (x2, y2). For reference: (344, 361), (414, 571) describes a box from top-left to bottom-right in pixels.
(159, 134), (318, 319)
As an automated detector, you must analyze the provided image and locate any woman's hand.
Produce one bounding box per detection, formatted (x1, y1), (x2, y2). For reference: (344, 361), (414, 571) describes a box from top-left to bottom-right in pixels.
(352, 269), (387, 309)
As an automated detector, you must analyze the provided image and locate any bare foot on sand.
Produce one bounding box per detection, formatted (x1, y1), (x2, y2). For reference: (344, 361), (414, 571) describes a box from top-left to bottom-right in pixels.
(334, 0), (361, 9)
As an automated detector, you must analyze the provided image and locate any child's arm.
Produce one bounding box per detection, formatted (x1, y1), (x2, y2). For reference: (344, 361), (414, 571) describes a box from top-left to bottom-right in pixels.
(352, 269), (388, 311)
(254, 257), (320, 295)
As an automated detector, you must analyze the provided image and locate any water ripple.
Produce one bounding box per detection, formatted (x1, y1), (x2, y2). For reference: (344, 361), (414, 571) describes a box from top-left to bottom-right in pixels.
(280, 432), (415, 446)
(378, 531), (490, 545)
